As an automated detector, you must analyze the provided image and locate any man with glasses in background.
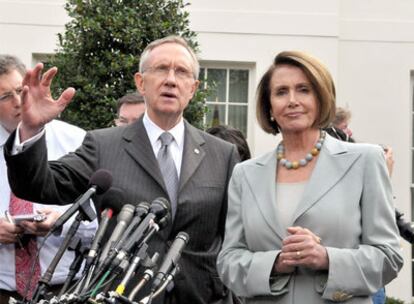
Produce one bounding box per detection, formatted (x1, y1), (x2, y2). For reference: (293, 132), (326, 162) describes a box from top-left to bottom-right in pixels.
(0, 55), (97, 303)
(114, 92), (146, 126)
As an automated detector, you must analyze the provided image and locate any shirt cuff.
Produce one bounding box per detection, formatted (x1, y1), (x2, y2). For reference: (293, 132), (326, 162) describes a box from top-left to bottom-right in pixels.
(12, 123), (45, 155)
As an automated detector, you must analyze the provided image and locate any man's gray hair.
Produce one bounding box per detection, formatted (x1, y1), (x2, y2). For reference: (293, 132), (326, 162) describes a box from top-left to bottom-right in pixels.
(0, 55), (26, 77)
(139, 36), (199, 79)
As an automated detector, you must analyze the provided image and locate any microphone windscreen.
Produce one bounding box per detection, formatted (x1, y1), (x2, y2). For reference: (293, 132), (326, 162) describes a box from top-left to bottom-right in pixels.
(89, 169), (113, 194)
(99, 187), (124, 214)
(150, 197), (169, 219)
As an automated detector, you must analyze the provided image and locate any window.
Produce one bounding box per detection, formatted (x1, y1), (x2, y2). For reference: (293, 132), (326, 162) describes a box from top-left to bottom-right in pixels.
(199, 65), (250, 136)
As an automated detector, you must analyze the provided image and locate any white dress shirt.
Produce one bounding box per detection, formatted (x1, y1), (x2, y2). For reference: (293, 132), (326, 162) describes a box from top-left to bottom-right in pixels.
(142, 112), (184, 177)
(0, 120), (98, 291)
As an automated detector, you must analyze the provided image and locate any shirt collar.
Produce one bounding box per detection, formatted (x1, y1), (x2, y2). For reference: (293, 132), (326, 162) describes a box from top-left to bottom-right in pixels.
(0, 124), (10, 147)
(142, 112), (185, 148)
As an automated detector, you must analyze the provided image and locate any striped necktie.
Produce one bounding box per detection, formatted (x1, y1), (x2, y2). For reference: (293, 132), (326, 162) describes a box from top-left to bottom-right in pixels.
(157, 132), (179, 220)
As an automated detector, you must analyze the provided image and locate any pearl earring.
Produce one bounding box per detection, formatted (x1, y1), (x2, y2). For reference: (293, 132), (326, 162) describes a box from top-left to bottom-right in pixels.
(270, 116), (275, 121)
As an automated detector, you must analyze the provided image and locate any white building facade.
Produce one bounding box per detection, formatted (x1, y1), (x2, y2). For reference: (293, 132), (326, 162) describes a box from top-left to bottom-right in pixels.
(1, 0), (414, 301)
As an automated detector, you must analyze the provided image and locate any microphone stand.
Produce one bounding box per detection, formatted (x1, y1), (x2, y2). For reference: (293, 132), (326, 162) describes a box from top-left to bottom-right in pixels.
(127, 253), (159, 301)
(31, 200), (96, 304)
(58, 239), (89, 298)
(138, 267), (179, 304)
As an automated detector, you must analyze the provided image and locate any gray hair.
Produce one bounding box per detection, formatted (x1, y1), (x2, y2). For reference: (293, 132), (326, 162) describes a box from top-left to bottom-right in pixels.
(0, 55), (26, 77)
(139, 36), (199, 79)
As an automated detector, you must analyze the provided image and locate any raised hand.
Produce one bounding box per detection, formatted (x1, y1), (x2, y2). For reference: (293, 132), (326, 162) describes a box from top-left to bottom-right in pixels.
(19, 63), (75, 141)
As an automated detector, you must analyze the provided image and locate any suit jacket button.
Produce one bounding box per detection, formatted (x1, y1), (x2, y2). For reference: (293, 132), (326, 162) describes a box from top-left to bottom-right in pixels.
(332, 291), (352, 302)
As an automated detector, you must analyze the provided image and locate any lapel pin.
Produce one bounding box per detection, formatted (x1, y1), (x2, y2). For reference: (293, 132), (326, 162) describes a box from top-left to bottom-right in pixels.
(194, 148), (200, 154)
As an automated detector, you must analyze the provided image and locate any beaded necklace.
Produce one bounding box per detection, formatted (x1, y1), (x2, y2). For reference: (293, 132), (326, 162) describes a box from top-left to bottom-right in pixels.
(277, 131), (326, 170)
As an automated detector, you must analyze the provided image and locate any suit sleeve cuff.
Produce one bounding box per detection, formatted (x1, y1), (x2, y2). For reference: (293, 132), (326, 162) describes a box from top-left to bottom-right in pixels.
(246, 250), (291, 296)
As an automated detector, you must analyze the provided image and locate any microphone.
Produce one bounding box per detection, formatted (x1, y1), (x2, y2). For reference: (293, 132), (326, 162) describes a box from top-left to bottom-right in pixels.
(98, 203), (135, 264)
(118, 198), (169, 257)
(108, 198), (169, 270)
(73, 188), (124, 298)
(86, 187), (124, 263)
(110, 201), (151, 254)
(151, 232), (189, 291)
(49, 169), (112, 234)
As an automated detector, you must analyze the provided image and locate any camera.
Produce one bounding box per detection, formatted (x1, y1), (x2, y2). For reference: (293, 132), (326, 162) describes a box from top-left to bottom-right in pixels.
(395, 209), (414, 244)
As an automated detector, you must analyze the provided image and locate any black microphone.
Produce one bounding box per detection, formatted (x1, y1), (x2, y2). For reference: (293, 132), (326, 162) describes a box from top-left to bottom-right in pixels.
(109, 198), (169, 269)
(119, 198), (169, 256)
(111, 201), (151, 254)
(151, 232), (189, 291)
(49, 169), (112, 234)
(86, 187), (124, 263)
(73, 188), (123, 297)
(98, 203), (135, 264)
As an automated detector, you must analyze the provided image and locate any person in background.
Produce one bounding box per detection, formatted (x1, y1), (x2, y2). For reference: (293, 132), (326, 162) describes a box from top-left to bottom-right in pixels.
(0, 55), (97, 302)
(114, 92), (146, 126)
(207, 125), (251, 162)
(332, 106), (352, 138)
(4, 36), (239, 304)
(217, 50), (403, 303)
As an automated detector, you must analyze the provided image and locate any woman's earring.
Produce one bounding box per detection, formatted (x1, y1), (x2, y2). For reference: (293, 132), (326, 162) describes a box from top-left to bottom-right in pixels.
(270, 116), (275, 122)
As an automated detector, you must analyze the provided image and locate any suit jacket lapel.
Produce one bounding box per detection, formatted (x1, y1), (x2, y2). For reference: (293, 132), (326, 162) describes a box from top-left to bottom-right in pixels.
(290, 135), (362, 225)
(122, 118), (166, 191)
(179, 121), (205, 192)
(244, 150), (286, 240)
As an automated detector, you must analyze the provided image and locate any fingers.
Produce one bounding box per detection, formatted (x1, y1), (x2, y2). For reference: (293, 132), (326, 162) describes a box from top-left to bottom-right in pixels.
(29, 63), (44, 87)
(22, 69), (31, 87)
(280, 226), (328, 270)
(286, 226), (321, 244)
(57, 88), (76, 109)
(18, 221), (37, 234)
(41, 67), (58, 87)
(20, 86), (29, 107)
(0, 220), (24, 243)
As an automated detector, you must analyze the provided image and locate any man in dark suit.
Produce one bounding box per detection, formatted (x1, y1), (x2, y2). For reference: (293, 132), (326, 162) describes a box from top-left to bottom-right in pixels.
(4, 36), (239, 304)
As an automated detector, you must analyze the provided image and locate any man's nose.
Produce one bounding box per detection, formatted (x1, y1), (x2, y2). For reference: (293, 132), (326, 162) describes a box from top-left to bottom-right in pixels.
(164, 68), (177, 85)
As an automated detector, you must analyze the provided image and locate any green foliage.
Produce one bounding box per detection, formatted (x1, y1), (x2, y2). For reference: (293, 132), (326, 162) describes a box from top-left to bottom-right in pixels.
(48, 0), (206, 130)
(385, 296), (406, 304)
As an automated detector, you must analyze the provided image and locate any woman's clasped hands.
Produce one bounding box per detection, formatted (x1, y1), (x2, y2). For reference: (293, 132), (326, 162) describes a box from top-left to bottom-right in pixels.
(274, 226), (329, 274)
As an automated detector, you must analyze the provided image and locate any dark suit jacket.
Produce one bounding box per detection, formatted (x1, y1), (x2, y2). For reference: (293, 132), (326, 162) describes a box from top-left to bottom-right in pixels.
(5, 117), (239, 304)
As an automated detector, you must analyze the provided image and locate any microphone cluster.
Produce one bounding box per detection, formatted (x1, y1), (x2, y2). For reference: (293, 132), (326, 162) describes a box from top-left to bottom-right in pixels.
(14, 170), (189, 304)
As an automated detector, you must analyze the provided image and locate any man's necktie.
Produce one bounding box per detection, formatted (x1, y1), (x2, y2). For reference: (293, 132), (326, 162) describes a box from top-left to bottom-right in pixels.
(157, 132), (179, 220)
(9, 193), (41, 300)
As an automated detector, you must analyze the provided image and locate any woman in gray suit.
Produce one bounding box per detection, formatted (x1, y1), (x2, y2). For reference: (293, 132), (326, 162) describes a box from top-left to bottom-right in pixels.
(217, 51), (403, 303)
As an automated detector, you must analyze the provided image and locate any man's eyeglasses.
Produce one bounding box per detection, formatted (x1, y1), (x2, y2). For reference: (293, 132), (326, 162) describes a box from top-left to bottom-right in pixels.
(144, 65), (194, 80)
(0, 87), (23, 103)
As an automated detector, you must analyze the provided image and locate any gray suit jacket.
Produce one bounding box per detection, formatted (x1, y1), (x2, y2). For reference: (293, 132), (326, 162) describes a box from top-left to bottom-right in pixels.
(217, 134), (403, 304)
(5, 117), (239, 304)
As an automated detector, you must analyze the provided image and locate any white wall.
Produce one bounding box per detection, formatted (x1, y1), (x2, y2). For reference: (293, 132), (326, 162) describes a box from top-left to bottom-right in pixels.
(337, 1), (414, 300)
(0, 0), (68, 65)
(1, 0), (413, 301)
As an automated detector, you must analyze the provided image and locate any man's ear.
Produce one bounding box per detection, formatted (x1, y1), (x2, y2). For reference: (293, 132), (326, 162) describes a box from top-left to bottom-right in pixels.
(190, 79), (200, 98)
(134, 72), (145, 95)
